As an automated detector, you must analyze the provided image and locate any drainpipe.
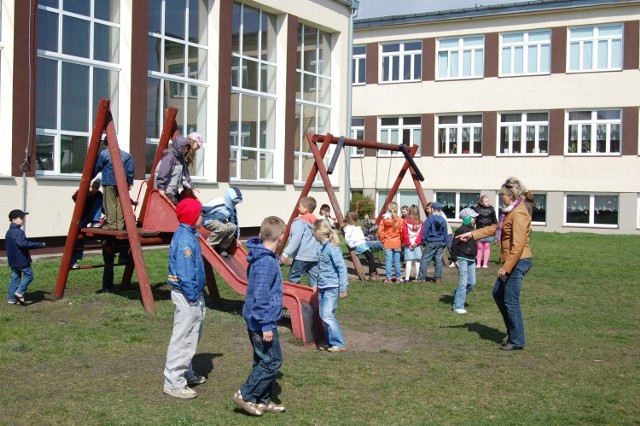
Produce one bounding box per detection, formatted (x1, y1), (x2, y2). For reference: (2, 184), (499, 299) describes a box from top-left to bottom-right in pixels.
(343, 1), (359, 211)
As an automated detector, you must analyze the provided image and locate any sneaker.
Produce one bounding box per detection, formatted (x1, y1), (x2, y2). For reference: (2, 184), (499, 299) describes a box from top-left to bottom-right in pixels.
(369, 272), (380, 281)
(383, 278), (393, 283)
(482, 265), (488, 269)
(14, 293), (26, 305)
(396, 278), (404, 283)
(476, 265), (480, 268)
(433, 279), (442, 284)
(7, 300), (17, 305)
(163, 386), (198, 399)
(453, 308), (467, 314)
(71, 261), (80, 269)
(327, 346), (347, 353)
(449, 263), (456, 268)
(233, 390), (263, 416)
(257, 401), (286, 414)
(186, 375), (207, 385)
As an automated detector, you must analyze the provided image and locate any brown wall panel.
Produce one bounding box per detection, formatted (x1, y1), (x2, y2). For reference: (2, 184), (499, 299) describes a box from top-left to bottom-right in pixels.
(216, 0), (233, 183)
(623, 21), (640, 70)
(622, 107), (639, 155)
(422, 38), (435, 81)
(484, 33), (499, 78)
(551, 27), (567, 74)
(549, 109), (565, 156)
(12, 1), (37, 177)
(483, 111), (497, 156)
(421, 113), (434, 156)
(129, 0), (148, 179)
(364, 115), (377, 157)
(284, 15), (298, 184)
(366, 42), (378, 85)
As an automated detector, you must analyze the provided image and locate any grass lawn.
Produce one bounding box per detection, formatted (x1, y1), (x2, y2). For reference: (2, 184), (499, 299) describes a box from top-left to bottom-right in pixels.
(0, 232), (638, 425)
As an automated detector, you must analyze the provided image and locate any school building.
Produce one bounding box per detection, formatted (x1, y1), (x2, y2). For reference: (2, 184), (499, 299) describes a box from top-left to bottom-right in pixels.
(351, 0), (640, 234)
(0, 0), (356, 241)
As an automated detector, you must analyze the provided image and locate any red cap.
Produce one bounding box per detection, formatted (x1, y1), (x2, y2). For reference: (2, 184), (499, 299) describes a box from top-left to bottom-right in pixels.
(176, 198), (202, 226)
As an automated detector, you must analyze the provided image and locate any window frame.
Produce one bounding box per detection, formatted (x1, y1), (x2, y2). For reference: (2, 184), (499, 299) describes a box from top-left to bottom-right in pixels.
(568, 24), (623, 73)
(500, 30), (551, 76)
(566, 109), (622, 156)
(350, 117), (364, 157)
(437, 35), (484, 80)
(436, 113), (483, 157)
(564, 193), (619, 228)
(378, 116), (422, 157)
(531, 192), (547, 225)
(380, 40), (422, 83)
(435, 191), (481, 221)
(352, 44), (366, 85)
(498, 111), (550, 156)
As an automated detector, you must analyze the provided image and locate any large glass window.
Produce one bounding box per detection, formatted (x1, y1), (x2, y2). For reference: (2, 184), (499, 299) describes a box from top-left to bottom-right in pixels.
(379, 116), (421, 157)
(501, 30), (550, 75)
(229, 2), (277, 181)
(294, 23), (332, 182)
(377, 190), (422, 216)
(435, 191), (480, 220)
(437, 36), (484, 79)
(147, 0), (209, 175)
(567, 110), (621, 155)
(499, 112), (549, 155)
(352, 45), (366, 85)
(566, 194), (618, 227)
(381, 41), (422, 83)
(569, 24), (623, 72)
(437, 114), (482, 156)
(350, 117), (364, 156)
(531, 193), (547, 224)
(35, 0), (120, 175)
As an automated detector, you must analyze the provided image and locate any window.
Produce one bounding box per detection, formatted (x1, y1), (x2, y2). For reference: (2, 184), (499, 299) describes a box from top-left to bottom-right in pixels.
(350, 117), (364, 156)
(35, 0), (120, 175)
(379, 116), (421, 157)
(499, 112), (549, 155)
(147, 0), (209, 176)
(437, 114), (482, 156)
(381, 41), (422, 83)
(531, 193), (547, 224)
(501, 30), (551, 75)
(569, 24), (623, 72)
(377, 190), (422, 215)
(294, 23), (332, 182)
(566, 194), (618, 227)
(567, 110), (621, 155)
(437, 36), (484, 79)
(352, 45), (366, 85)
(436, 191), (480, 220)
(230, 2), (277, 181)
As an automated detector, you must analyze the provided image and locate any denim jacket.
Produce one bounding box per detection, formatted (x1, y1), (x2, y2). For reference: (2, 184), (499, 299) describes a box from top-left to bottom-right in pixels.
(93, 148), (134, 186)
(167, 223), (205, 303)
(316, 241), (348, 292)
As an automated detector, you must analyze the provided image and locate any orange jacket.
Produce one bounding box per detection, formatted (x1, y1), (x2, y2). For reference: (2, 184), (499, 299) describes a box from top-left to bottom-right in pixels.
(378, 216), (404, 250)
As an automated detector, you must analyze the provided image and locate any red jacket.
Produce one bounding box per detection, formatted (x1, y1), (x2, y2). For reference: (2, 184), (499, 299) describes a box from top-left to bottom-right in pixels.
(402, 218), (422, 246)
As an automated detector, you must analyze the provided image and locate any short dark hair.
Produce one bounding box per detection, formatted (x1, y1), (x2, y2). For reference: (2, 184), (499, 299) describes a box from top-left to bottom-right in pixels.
(299, 196), (317, 213)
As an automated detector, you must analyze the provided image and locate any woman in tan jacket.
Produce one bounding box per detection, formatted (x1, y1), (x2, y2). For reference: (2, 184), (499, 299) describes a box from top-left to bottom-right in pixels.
(458, 177), (533, 351)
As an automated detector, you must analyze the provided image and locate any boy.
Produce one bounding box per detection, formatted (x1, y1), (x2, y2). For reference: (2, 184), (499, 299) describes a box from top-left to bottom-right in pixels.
(163, 198), (207, 399)
(416, 202), (448, 283)
(451, 207), (479, 314)
(280, 196), (320, 286)
(201, 187), (243, 257)
(5, 210), (45, 305)
(71, 178), (103, 269)
(234, 216), (287, 416)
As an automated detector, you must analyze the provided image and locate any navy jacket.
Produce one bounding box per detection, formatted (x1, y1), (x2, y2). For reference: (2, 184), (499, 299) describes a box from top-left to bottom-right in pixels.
(243, 238), (283, 332)
(451, 224), (477, 261)
(167, 223), (205, 303)
(93, 148), (134, 186)
(5, 224), (45, 268)
(421, 213), (448, 243)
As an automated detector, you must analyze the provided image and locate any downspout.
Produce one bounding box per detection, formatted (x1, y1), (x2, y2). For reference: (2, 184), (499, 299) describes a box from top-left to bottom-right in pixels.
(343, 1), (359, 211)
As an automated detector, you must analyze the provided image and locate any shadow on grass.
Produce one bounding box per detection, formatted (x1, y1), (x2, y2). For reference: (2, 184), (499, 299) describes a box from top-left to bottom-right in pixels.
(444, 322), (506, 344)
(23, 290), (51, 305)
(193, 352), (224, 377)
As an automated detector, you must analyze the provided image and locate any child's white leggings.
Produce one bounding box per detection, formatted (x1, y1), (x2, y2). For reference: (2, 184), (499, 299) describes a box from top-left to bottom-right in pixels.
(405, 261), (421, 280)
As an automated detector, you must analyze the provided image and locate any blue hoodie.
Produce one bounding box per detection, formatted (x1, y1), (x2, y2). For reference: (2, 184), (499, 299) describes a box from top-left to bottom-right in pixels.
(93, 146), (134, 186)
(243, 237), (283, 332)
(202, 187), (243, 236)
(282, 215), (320, 262)
(421, 213), (448, 244)
(167, 223), (205, 303)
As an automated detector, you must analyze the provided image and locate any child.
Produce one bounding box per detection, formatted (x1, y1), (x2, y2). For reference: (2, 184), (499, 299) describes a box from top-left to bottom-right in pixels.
(163, 198), (207, 399)
(402, 205), (422, 281)
(434, 207), (455, 268)
(473, 195), (498, 268)
(318, 203), (337, 228)
(451, 207), (480, 314)
(155, 135), (197, 205)
(5, 210), (45, 305)
(233, 216), (287, 416)
(362, 214), (383, 251)
(400, 205), (409, 219)
(313, 219), (348, 352)
(342, 211), (379, 280)
(378, 202), (404, 283)
(201, 187), (243, 257)
(93, 137), (135, 231)
(71, 178), (104, 269)
(417, 202), (448, 283)
(280, 196), (320, 286)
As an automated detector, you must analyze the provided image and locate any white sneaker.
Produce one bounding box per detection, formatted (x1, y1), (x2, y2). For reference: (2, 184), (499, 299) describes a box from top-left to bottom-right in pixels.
(482, 265), (488, 268)
(257, 401), (286, 413)
(163, 386), (198, 399)
(453, 308), (467, 314)
(449, 263), (456, 268)
(233, 390), (263, 416)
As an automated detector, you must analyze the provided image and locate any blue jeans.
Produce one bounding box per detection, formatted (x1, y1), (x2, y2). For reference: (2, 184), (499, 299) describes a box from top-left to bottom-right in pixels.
(240, 328), (282, 404)
(288, 260), (318, 286)
(318, 287), (346, 348)
(453, 258), (476, 310)
(384, 249), (401, 279)
(417, 241), (446, 280)
(9, 266), (34, 301)
(366, 240), (383, 251)
(493, 258), (532, 348)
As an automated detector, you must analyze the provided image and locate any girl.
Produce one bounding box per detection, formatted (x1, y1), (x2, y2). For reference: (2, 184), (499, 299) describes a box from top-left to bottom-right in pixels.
(473, 195), (498, 268)
(313, 219), (348, 352)
(342, 211), (380, 280)
(401, 205), (422, 281)
(378, 202), (404, 283)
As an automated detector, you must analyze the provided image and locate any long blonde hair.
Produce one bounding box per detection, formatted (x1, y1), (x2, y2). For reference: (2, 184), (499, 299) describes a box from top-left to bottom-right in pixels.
(314, 219), (340, 245)
(387, 202), (400, 229)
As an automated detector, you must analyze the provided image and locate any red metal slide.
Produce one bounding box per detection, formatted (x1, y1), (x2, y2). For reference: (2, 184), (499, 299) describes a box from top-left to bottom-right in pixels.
(142, 189), (323, 345)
